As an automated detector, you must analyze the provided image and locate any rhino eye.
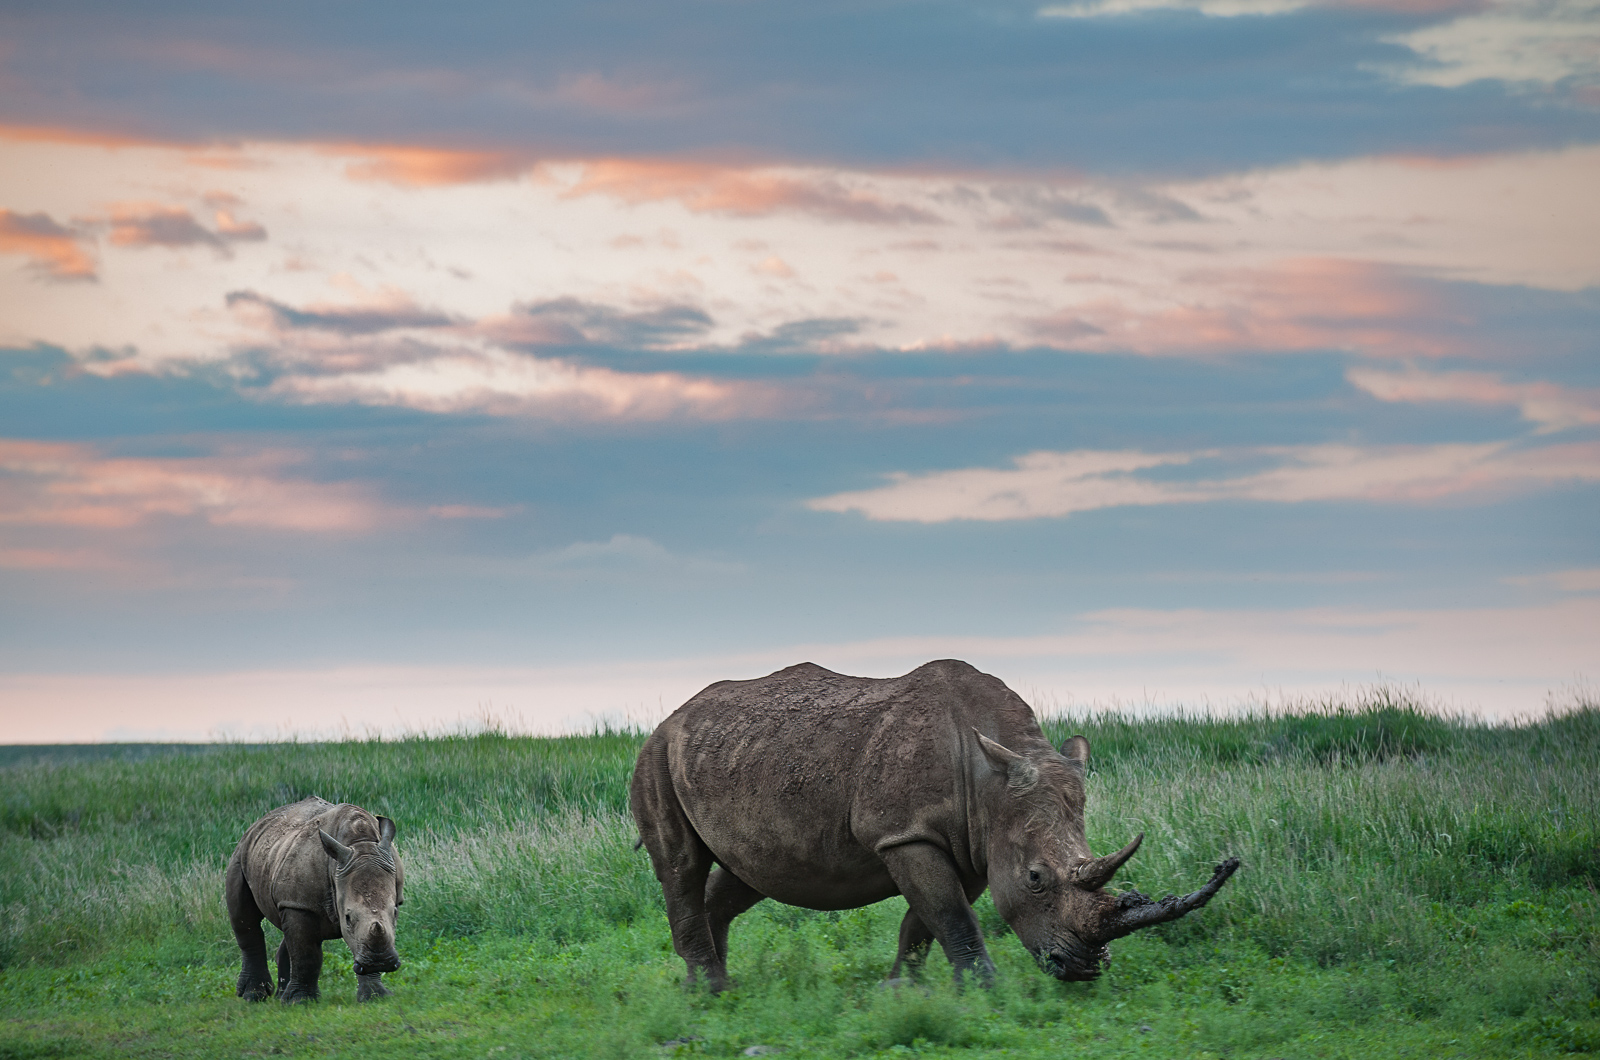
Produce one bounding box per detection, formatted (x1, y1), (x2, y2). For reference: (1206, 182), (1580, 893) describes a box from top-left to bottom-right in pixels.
(1027, 868), (1045, 892)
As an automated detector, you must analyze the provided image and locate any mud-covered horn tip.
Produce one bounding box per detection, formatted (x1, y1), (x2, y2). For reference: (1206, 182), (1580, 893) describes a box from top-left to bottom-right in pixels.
(1094, 856), (1241, 942)
(1075, 833), (1143, 890)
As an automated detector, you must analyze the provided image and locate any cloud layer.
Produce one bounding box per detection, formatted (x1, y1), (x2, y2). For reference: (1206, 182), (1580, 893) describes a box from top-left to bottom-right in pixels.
(810, 441), (1600, 522)
(0, 8), (1595, 735)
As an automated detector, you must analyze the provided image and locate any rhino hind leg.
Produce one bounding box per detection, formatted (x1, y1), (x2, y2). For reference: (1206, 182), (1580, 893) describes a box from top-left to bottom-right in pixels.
(631, 744), (730, 991)
(225, 855), (273, 1001)
(890, 908), (936, 981)
(276, 910), (324, 1004)
(880, 843), (995, 987)
(704, 866), (764, 966)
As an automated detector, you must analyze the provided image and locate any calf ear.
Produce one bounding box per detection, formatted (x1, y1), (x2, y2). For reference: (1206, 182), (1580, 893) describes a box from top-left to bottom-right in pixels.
(1061, 735), (1090, 773)
(319, 829), (355, 869)
(376, 815), (397, 850)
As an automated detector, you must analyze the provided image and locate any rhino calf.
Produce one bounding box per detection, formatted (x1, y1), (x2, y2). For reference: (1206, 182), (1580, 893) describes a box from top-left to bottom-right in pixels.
(226, 797), (404, 1003)
(631, 660), (1239, 992)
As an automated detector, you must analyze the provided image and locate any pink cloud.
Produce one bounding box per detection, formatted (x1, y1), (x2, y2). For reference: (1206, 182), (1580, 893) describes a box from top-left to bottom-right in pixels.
(1035, 258), (1458, 358)
(0, 209), (97, 281)
(1348, 365), (1600, 433)
(427, 504), (520, 519)
(332, 145), (537, 187)
(0, 124), (164, 149)
(809, 441), (1600, 522)
(563, 159), (942, 224)
(265, 348), (784, 422)
(0, 546), (130, 572)
(0, 439), (391, 534)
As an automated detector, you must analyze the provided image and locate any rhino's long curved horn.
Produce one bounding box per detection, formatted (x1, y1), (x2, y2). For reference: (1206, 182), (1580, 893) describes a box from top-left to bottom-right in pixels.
(1074, 833), (1143, 890)
(1094, 858), (1241, 942)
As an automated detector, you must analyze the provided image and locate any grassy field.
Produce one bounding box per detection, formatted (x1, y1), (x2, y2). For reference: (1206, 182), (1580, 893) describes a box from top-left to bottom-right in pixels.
(1, 693), (1597, 1058)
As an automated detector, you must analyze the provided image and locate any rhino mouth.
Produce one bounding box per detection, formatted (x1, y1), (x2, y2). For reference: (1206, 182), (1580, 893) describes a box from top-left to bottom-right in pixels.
(352, 955), (400, 976)
(1037, 941), (1110, 982)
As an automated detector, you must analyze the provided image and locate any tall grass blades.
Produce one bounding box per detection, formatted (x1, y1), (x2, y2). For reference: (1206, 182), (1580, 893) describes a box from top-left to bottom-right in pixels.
(1, 694), (1596, 1058)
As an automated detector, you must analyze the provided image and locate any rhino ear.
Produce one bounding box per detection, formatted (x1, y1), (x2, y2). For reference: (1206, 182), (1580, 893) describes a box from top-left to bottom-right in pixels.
(319, 829), (355, 868)
(376, 815), (396, 850)
(1061, 735), (1090, 773)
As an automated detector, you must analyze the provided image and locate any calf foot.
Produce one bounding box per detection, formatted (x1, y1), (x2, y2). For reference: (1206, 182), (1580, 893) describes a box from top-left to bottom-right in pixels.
(236, 973), (273, 1001)
(356, 974), (391, 1001)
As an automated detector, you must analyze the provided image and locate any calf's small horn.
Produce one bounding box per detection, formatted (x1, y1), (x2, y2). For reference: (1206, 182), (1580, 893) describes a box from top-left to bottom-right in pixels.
(1094, 857), (1241, 942)
(319, 829), (355, 868)
(1074, 833), (1143, 890)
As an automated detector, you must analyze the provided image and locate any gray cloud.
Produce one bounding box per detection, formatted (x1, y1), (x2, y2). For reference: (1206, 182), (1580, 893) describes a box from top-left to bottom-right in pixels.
(226, 290), (456, 336)
(490, 297), (715, 350)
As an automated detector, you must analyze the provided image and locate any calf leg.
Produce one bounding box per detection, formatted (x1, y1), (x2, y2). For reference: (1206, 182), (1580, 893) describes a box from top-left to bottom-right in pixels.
(704, 866), (764, 967)
(225, 858), (273, 1001)
(276, 910), (325, 1003)
(274, 937), (290, 993)
(356, 973), (391, 1001)
(879, 842), (994, 987)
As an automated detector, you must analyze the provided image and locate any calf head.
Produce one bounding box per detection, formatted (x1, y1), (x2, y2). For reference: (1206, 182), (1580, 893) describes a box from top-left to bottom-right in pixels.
(977, 731), (1238, 982)
(319, 816), (402, 976)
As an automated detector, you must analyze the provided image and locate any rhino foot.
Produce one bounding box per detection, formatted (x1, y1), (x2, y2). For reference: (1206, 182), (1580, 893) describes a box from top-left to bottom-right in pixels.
(356, 974), (391, 1002)
(278, 983), (319, 1004)
(236, 974), (273, 1002)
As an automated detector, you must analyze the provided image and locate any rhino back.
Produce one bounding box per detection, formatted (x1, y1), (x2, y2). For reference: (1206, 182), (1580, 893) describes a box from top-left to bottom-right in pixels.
(659, 660), (1043, 907)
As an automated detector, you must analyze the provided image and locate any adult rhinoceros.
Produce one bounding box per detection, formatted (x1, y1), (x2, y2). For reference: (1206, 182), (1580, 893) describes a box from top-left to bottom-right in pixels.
(630, 660), (1238, 990)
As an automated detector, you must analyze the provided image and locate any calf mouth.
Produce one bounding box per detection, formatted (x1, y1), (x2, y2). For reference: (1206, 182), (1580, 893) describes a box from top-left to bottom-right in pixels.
(352, 954), (401, 976)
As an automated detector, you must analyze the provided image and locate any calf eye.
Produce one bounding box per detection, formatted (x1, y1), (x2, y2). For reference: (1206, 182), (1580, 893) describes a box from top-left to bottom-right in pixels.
(1027, 869), (1044, 891)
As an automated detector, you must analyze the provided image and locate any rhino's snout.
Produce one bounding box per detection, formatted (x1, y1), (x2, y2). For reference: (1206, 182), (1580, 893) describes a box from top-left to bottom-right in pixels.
(1037, 940), (1110, 982)
(352, 923), (400, 975)
(353, 954), (401, 976)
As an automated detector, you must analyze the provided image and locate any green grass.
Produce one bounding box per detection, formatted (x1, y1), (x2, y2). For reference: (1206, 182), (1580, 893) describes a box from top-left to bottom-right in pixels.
(2, 693), (1597, 1058)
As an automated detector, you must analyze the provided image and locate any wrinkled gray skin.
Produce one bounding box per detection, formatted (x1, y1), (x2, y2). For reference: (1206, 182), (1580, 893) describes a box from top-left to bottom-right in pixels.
(631, 660), (1239, 992)
(226, 798), (404, 1003)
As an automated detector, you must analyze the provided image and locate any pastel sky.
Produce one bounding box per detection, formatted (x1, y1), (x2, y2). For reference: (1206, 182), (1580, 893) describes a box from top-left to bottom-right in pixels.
(1, 0), (1597, 741)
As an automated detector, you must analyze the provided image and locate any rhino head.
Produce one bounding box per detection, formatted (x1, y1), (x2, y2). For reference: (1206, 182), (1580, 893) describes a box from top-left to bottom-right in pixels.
(318, 816), (402, 976)
(976, 731), (1239, 981)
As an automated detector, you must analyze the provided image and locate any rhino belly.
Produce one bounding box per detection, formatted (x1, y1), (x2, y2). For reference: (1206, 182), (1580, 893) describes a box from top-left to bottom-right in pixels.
(680, 790), (901, 910)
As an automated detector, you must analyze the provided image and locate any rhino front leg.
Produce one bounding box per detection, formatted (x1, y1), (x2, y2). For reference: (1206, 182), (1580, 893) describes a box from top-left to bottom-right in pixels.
(225, 863), (273, 1001)
(880, 842), (994, 987)
(356, 973), (391, 1001)
(276, 910), (324, 1003)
